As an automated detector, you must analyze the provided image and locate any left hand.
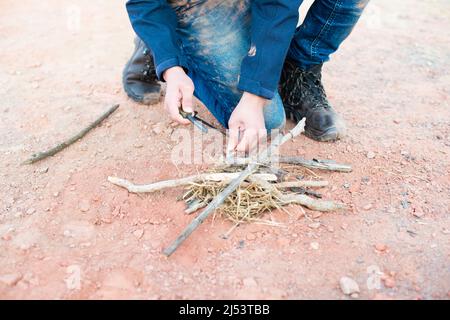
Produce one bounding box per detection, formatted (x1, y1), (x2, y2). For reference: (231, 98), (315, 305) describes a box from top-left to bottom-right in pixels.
(162, 66), (195, 125)
(227, 92), (268, 153)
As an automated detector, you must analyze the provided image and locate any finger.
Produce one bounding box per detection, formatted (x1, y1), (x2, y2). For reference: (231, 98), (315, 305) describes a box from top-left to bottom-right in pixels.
(236, 129), (255, 153)
(246, 129), (266, 157)
(167, 102), (190, 125)
(256, 129), (268, 153)
(165, 87), (190, 125)
(180, 85), (194, 114)
(227, 126), (241, 153)
(248, 136), (259, 156)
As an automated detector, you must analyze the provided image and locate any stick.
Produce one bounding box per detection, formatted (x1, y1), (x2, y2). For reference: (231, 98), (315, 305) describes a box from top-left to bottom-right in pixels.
(185, 199), (208, 215)
(164, 163), (258, 256)
(249, 176), (343, 212)
(163, 119), (306, 256)
(225, 156), (352, 172)
(280, 194), (345, 212)
(22, 104), (120, 165)
(108, 173), (277, 193)
(280, 157), (352, 172)
(287, 187), (323, 199)
(274, 180), (329, 189)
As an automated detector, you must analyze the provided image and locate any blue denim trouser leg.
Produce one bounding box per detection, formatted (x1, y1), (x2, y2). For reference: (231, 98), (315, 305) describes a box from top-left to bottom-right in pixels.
(288, 0), (369, 69)
(169, 0), (286, 130)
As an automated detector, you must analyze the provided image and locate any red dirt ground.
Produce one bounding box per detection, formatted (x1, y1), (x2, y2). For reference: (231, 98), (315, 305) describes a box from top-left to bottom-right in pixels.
(0, 0), (449, 299)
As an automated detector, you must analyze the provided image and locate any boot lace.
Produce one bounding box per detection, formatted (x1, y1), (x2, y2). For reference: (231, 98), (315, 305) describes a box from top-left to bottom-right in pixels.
(141, 48), (157, 82)
(286, 65), (329, 110)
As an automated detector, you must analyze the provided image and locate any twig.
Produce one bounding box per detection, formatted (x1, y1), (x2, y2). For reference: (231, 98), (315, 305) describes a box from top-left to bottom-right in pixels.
(108, 173), (277, 193)
(280, 157), (352, 172)
(163, 119), (306, 256)
(185, 198), (209, 215)
(163, 163), (260, 256)
(22, 104), (119, 165)
(274, 180), (329, 189)
(225, 156), (351, 172)
(289, 187), (323, 199)
(220, 222), (241, 239)
(249, 176), (343, 212)
(280, 194), (345, 212)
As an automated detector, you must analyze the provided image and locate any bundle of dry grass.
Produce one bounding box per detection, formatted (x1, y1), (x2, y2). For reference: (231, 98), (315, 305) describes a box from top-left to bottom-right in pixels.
(180, 162), (343, 224)
(183, 180), (285, 223)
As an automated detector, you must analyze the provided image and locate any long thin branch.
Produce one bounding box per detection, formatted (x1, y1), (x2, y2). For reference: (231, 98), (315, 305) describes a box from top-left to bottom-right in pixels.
(22, 104), (120, 165)
(108, 173), (277, 193)
(280, 156), (352, 172)
(225, 156), (352, 172)
(163, 119), (306, 257)
(274, 180), (329, 189)
(280, 194), (345, 212)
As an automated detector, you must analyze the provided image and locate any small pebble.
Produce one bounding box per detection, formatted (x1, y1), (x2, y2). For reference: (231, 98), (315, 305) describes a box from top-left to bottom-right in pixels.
(36, 167), (49, 174)
(133, 229), (144, 239)
(340, 277), (360, 295)
(308, 222), (321, 229)
(0, 273), (23, 287)
(78, 200), (90, 212)
(2, 233), (13, 241)
(310, 242), (320, 250)
(412, 210), (425, 218)
(375, 243), (388, 252)
(383, 277), (396, 288)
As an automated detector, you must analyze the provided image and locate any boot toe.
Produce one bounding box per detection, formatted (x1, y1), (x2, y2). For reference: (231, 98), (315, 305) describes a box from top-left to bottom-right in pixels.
(305, 108), (346, 142)
(123, 80), (161, 105)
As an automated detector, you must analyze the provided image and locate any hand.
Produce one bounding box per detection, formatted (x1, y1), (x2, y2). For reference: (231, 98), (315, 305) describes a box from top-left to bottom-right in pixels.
(227, 92), (268, 153)
(163, 66), (194, 125)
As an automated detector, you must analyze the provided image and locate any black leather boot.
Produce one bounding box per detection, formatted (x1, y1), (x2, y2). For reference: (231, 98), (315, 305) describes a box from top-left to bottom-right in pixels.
(123, 37), (161, 105)
(279, 59), (346, 142)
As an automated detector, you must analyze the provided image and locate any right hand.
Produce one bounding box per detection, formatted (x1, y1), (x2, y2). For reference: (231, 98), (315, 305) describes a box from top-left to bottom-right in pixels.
(163, 66), (195, 125)
(227, 92), (268, 153)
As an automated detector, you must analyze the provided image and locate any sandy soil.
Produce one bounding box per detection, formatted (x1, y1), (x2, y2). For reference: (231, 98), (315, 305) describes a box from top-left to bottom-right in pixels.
(0, 0), (449, 300)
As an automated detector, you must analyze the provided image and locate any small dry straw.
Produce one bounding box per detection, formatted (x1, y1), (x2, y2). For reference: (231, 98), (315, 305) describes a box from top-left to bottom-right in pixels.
(184, 179), (285, 224)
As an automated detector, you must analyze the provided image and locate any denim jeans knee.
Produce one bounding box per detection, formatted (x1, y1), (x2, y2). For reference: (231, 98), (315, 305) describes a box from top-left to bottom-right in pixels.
(264, 93), (286, 131)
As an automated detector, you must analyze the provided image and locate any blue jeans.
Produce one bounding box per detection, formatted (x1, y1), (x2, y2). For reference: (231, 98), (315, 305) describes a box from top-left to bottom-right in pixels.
(168, 0), (367, 129)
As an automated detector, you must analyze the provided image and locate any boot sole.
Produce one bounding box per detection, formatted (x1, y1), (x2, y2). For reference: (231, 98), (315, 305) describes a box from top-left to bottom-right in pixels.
(123, 82), (161, 105)
(304, 126), (343, 142)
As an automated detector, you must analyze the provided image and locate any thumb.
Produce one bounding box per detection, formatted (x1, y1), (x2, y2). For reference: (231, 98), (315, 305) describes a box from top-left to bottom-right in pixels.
(227, 126), (241, 153)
